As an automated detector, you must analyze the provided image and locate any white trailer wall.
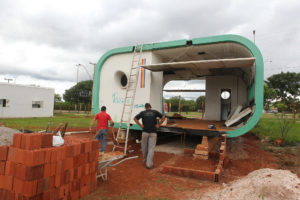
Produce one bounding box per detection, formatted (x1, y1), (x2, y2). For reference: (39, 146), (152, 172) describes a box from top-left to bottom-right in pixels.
(0, 83), (54, 118)
(98, 52), (163, 123)
(205, 76), (248, 121)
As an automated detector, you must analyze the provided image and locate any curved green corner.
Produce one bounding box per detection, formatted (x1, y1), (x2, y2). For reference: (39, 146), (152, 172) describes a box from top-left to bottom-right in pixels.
(93, 34), (264, 138)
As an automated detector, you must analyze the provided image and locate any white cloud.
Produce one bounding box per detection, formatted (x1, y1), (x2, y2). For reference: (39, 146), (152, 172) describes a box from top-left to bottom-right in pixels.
(0, 0), (300, 99)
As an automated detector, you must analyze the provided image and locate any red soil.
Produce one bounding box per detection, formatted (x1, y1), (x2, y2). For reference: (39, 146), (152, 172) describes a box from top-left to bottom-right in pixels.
(66, 129), (282, 200)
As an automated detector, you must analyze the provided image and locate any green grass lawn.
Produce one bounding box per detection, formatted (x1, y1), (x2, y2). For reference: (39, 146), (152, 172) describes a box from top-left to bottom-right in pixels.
(0, 112), (94, 131)
(1, 111), (299, 145)
(165, 112), (203, 118)
(251, 113), (300, 144)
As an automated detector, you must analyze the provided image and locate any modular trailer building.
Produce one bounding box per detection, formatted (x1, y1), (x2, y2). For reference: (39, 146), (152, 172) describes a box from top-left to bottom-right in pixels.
(92, 34), (264, 138)
(0, 83), (54, 118)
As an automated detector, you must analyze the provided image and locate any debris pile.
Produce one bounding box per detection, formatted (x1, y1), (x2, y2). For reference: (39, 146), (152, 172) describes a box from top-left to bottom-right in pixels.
(195, 168), (300, 200)
(0, 133), (99, 199)
(0, 127), (20, 146)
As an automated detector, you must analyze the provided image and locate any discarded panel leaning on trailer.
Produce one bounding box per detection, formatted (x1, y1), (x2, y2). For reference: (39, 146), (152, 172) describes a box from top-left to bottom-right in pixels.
(92, 34), (264, 138)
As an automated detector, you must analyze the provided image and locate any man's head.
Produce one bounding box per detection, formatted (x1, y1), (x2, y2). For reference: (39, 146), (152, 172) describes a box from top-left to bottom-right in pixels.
(101, 106), (106, 111)
(145, 103), (151, 110)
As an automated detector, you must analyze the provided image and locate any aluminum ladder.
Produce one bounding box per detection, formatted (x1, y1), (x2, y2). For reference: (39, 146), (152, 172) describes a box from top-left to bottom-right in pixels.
(113, 44), (143, 154)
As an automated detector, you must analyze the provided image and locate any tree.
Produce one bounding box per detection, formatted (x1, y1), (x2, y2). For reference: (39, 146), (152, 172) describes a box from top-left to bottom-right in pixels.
(195, 96), (205, 110)
(63, 80), (93, 104)
(264, 84), (277, 110)
(54, 94), (62, 102)
(165, 96), (180, 112)
(267, 72), (300, 103)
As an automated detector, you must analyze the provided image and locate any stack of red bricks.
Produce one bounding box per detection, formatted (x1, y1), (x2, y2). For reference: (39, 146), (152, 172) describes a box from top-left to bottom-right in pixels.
(0, 133), (99, 200)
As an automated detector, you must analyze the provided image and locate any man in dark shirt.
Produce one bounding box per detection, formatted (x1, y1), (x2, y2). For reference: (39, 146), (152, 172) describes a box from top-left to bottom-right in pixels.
(134, 103), (165, 169)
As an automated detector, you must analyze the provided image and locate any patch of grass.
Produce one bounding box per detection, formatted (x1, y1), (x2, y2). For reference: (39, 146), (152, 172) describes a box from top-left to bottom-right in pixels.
(251, 114), (300, 144)
(156, 175), (168, 184)
(0, 112), (94, 131)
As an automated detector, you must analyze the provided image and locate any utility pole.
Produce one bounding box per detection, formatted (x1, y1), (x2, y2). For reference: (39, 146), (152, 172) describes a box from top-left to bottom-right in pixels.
(4, 78), (13, 83)
(89, 62), (97, 113)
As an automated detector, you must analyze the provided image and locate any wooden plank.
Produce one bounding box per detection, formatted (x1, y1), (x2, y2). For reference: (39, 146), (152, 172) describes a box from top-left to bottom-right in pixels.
(225, 107), (252, 127)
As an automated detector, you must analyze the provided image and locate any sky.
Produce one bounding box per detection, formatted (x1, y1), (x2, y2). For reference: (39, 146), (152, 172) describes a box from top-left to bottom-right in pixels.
(1, 0), (300, 100)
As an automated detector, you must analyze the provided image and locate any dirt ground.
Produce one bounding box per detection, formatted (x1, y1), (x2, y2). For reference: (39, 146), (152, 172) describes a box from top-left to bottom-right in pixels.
(67, 129), (300, 200)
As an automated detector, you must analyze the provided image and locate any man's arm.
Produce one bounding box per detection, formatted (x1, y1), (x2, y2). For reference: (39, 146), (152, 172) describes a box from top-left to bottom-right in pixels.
(159, 115), (166, 125)
(134, 117), (144, 129)
(109, 120), (114, 127)
(89, 119), (95, 132)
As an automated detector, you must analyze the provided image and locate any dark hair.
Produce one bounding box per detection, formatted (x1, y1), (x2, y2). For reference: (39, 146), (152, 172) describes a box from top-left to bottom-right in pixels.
(101, 106), (106, 111)
(145, 103), (151, 109)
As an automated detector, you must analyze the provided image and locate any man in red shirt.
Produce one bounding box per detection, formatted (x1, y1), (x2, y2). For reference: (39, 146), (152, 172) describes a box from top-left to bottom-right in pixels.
(89, 106), (114, 152)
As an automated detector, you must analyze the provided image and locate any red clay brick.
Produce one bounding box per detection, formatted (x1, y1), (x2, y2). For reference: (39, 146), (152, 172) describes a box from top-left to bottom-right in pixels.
(73, 144), (81, 156)
(80, 174), (90, 188)
(7, 147), (24, 163)
(23, 180), (38, 197)
(14, 178), (38, 197)
(13, 134), (22, 148)
(50, 163), (56, 177)
(74, 154), (85, 167)
(24, 149), (45, 166)
(44, 148), (52, 164)
(37, 178), (49, 194)
(0, 175), (13, 190)
(91, 140), (98, 151)
(71, 180), (80, 191)
(74, 167), (82, 179)
(161, 165), (215, 181)
(79, 185), (90, 198)
(59, 184), (70, 199)
(41, 133), (53, 148)
(69, 168), (74, 182)
(42, 190), (50, 200)
(0, 146), (9, 161)
(70, 190), (79, 200)
(55, 175), (61, 188)
(84, 141), (92, 153)
(49, 188), (59, 200)
(13, 177), (23, 193)
(55, 161), (62, 175)
(50, 148), (57, 163)
(0, 188), (15, 200)
(21, 133), (42, 150)
(5, 161), (14, 176)
(44, 164), (51, 178)
(49, 176), (55, 189)
(84, 163), (90, 175)
(0, 161), (5, 175)
(65, 157), (73, 171)
(80, 143), (85, 154)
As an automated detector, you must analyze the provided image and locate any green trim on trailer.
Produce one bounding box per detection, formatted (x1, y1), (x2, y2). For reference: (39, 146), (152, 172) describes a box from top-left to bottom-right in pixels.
(249, 81), (255, 102)
(93, 34), (264, 138)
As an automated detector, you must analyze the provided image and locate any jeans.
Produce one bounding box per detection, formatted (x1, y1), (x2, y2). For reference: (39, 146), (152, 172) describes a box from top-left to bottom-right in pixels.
(95, 129), (108, 152)
(141, 132), (157, 168)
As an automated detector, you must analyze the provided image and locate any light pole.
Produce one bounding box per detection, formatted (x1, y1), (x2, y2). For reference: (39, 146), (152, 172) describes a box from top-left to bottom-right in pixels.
(77, 64), (92, 80)
(76, 64), (80, 83)
(253, 30), (256, 44)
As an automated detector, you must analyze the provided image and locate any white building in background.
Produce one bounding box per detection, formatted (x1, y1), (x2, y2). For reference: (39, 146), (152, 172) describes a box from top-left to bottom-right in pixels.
(0, 83), (54, 118)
